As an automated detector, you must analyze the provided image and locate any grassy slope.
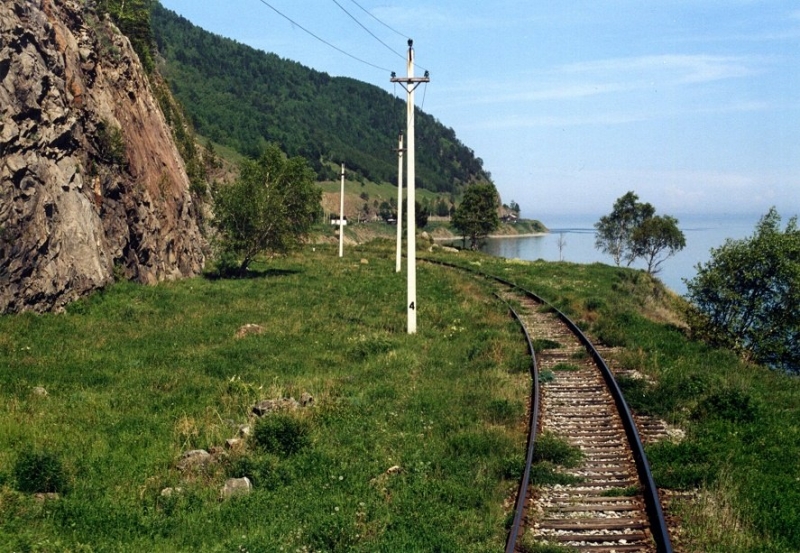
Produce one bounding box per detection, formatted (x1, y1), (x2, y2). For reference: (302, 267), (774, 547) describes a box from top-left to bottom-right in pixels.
(429, 254), (800, 553)
(2, 247), (798, 552)
(0, 245), (530, 552)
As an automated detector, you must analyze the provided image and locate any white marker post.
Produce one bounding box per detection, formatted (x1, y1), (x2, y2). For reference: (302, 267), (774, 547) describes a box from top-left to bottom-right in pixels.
(338, 163), (345, 258)
(396, 132), (404, 273)
(391, 40), (429, 334)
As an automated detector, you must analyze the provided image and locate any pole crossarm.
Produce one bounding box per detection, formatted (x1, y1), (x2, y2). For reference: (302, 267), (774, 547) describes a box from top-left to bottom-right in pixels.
(390, 74), (430, 93)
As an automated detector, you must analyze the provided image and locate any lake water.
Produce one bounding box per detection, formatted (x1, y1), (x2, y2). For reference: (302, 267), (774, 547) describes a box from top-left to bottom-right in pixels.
(479, 213), (764, 295)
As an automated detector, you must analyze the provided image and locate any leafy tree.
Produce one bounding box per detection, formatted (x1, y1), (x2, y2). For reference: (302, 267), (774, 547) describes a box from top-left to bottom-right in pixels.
(212, 145), (321, 276)
(452, 183), (500, 249)
(100, 0), (156, 72)
(378, 201), (394, 222)
(630, 215), (686, 275)
(594, 192), (655, 266)
(415, 201), (429, 229)
(684, 208), (800, 373)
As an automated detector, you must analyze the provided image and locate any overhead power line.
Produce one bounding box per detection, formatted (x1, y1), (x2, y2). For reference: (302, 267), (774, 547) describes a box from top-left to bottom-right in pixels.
(253, 0), (392, 72)
(336, 0), (429, 73)
(348, 0), (408, 40)
(331, 0), (406, 63)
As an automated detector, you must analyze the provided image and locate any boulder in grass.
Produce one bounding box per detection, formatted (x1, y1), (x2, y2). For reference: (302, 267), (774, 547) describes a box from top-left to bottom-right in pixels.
(176, 449), (211, 471)
(235, 324), (265, 339)
(221, 477), (252, 499)
(225, 438), (244, 451)
(252, 397), (299, 416)
(300, 392), (314, 407)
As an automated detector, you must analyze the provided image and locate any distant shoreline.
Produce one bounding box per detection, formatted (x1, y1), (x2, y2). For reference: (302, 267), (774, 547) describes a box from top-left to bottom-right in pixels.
(432, 232), (547, 242)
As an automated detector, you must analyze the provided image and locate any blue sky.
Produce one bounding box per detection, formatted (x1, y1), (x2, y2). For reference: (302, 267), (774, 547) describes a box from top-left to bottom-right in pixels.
(159, 1), (799, 219)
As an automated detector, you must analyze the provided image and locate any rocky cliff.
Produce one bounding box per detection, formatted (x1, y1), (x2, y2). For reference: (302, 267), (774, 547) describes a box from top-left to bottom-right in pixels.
(0, 0), (205, 313)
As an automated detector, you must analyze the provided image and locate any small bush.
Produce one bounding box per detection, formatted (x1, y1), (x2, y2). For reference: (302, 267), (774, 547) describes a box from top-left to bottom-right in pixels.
(585, 297), (605, 312)
(693, 388), (758, 423)
(209, 248), (241, 279)
(528, 462), (584, 486)
(252, 414), (311, 457)
(534, 433), (582, 467)
(532, 339), (561, 351)
(13, 450), (69, 494)
(95, 119), (126, 166)
(552, 362), (580, 372)
(500, 455), (525, 479)
(225, 454), (286, 489)
(539, 370), (555, 383)
(602, 485), (640, 497)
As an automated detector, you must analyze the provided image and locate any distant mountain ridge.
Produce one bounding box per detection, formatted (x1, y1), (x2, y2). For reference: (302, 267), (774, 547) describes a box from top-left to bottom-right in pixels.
(151, 3), (492, 193)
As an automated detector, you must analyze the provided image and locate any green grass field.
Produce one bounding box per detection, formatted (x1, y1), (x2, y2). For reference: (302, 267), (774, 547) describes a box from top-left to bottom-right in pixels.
(0, 245), (530, 552)
(2, 245), (799, 552)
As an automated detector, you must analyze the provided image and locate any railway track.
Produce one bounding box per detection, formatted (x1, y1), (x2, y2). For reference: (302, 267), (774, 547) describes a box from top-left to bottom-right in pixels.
(503, 288), (670, 552)
(424, 260), (673, 553)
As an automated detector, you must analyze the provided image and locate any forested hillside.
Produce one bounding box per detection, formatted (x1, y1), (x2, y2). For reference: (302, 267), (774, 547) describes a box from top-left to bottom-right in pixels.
(151, 3), (491, 193)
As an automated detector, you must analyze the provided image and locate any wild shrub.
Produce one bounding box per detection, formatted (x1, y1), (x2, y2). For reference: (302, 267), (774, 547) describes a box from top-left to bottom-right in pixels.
(693, 388), (758, 423)
(225, 454), (285, 490)
(585, 297), (605, 312)
(252, 414), (311, 457)
(532, 338), (560, 351)
(602, 485), (640, 497)
(528, 462), (583, 486)
(551, 362), (580, 372)
(534, 433), (582, 467)
(13, 450), (69, 494)
(538, 370), (555, 383)
(95, 119), (127, 166)
(500, 455), (525, 479)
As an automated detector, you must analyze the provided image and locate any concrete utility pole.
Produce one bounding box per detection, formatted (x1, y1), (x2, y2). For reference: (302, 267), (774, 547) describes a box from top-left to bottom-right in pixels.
(339, 163), (345, 258)
(395, 132), (404, 273)
(391, 40), (429, 334)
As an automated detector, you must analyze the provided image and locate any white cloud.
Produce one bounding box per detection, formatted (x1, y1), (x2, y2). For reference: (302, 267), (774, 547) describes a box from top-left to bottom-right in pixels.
(432, 54), (764, 113)
(558, 54), (760, 86)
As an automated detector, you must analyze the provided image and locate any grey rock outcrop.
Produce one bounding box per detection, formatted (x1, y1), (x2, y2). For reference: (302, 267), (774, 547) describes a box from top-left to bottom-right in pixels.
(0, 0), (205, 313)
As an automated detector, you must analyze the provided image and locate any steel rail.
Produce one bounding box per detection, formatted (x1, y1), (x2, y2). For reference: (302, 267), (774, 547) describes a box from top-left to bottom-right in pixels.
(423, 259), (673, 553)
(493, 293), (540, 553)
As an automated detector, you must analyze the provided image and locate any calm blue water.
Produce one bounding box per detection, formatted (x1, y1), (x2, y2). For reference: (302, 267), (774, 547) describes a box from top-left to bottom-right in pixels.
(480, 213), (764, 295)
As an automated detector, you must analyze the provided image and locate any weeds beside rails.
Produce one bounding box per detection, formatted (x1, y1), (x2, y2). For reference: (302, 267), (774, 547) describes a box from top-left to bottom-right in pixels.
(0, 246), (532, 551)
(423, 249), (800, 553)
